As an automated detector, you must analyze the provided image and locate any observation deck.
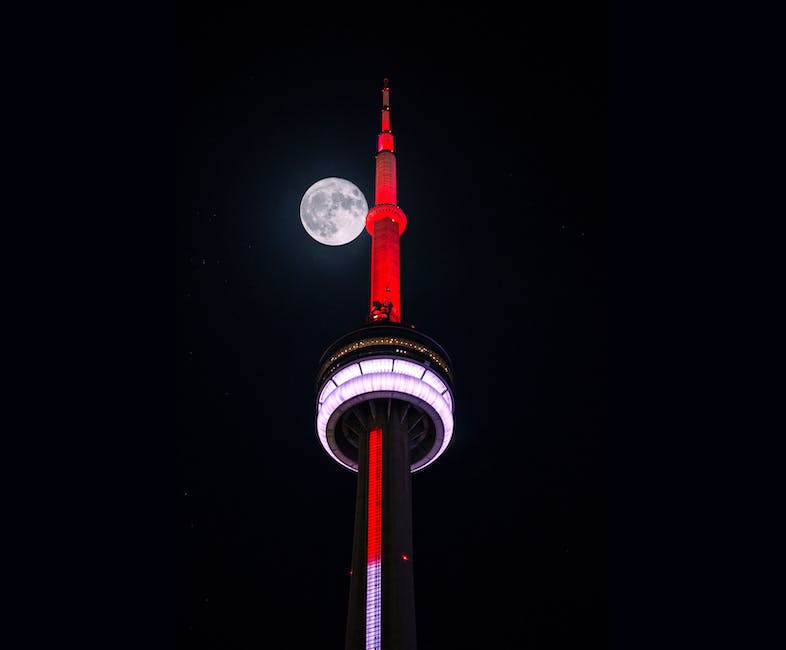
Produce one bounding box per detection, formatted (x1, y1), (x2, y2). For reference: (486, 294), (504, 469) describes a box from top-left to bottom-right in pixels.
(315, 322), (455, 473)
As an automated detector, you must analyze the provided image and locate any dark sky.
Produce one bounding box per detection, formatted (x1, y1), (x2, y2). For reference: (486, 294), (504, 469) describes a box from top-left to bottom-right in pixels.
(177, 2), (607, 648)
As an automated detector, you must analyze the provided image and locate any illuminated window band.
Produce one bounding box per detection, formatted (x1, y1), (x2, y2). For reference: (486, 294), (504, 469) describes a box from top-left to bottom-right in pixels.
(366, 427), (382, 650)
(319, 336), (452, 381)
(316, 357), (455, 473)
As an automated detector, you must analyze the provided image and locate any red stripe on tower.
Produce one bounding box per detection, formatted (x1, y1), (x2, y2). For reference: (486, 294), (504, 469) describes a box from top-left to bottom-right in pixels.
(366, 427), (383, 650)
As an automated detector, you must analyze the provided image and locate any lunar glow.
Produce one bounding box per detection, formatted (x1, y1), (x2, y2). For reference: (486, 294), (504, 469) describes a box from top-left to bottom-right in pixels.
(300, 177), (368, 245)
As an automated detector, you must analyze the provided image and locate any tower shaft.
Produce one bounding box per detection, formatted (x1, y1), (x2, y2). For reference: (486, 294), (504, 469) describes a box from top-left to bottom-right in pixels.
(344, 401), (417, 650)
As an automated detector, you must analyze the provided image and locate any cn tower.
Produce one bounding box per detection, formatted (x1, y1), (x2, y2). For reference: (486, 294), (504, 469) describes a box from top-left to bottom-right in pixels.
(315, 79), (455, 650)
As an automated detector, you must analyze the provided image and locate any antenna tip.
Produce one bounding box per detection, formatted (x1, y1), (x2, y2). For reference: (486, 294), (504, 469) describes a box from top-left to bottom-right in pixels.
(383, 78), (390, 88)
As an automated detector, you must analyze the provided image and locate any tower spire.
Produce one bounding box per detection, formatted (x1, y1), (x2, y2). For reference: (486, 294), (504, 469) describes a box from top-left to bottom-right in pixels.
(367, 78), (407, 323)
(378, 78), (394, 153)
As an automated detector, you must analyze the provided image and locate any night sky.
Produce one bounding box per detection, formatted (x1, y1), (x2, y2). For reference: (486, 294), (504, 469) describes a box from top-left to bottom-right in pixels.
(177, 2), (607, 648)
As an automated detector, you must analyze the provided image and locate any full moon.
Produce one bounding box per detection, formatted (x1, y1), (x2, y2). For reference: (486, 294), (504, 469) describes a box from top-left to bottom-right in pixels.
(300, 177), (368, 246)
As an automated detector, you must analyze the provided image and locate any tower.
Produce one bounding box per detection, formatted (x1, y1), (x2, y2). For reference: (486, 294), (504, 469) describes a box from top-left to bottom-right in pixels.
(315, 80), (455, 650)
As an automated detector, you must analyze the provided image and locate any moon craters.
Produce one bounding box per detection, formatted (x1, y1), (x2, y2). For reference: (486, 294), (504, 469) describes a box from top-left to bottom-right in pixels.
(300, 178), (368, 246)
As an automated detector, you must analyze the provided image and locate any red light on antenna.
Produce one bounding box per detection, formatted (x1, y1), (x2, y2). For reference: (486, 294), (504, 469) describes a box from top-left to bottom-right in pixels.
(401, 554), (409, 561)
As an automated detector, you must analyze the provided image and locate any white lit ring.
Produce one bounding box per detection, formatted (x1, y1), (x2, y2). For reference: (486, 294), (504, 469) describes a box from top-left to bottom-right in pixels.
(316, 358), (454, 473)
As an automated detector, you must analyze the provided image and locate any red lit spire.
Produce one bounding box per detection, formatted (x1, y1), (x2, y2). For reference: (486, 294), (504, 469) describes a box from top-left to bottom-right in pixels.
(377, 78), (394, 154)
(366, 79), (407, 323)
